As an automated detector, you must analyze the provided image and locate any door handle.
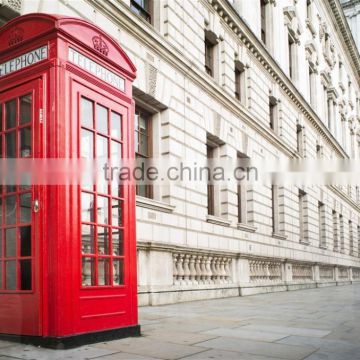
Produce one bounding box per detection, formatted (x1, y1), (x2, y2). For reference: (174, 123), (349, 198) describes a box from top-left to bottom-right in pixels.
(33, 199), (40, 213)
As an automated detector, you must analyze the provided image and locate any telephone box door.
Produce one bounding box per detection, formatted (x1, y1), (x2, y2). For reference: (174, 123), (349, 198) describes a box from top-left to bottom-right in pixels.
(74, 80), (136, 333)
(0, 79), (43, 336)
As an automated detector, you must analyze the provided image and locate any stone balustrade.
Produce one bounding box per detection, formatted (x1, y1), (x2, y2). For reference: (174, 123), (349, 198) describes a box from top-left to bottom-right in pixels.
(353, 268), (360, 280)
(338, 267), (349, 280)
(172, 253), (233, 285)
(319, 266), (334, 281)
(292, 264), (313, 282)
(249, 260), (282, 283)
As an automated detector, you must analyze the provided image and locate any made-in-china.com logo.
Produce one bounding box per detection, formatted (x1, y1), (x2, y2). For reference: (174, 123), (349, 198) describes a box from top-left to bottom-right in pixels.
(92, 35), (109, 56)
(8, 26), (24, 46)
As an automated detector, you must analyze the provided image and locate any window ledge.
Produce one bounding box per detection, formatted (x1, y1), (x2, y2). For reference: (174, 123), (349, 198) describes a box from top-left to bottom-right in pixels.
(206, 215), (231, 227)
(237, 223), (257, 233)
(136, 196), (175, 213)
(300, 240), (310, 246)
(319, 245), (328, 250)
(272, 232), (287, 240)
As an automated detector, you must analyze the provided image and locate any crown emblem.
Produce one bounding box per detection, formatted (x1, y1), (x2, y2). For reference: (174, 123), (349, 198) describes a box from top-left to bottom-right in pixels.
(8, 26), (24, 46)
(92, 35), (109, 56)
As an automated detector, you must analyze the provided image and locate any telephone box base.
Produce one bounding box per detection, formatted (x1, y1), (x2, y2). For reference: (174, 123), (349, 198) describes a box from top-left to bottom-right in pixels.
(0, 325), (141, 349)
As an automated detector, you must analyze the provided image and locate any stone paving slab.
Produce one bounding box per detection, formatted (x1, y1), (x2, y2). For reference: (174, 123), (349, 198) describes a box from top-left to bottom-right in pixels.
(179, 349), (285, 360)
(195, 337), (317, 360)
(142, 329), (218, 345)
(303, 351), (360, 360)
(202, 327), (289, 342)
(0, 343), (14, 350)
(237, 324), (331, 338)
(0, 345), (119, 360)
(93, 337), (208, 360)
(277, 335), (360, 353)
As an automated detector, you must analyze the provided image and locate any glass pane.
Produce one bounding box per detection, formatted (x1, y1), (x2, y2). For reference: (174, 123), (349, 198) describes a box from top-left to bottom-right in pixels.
(111, 199), (123, 227)
(97, 196), (109, 225)
(96, 104), (108, 134)
(80, 129), (93, 159)
(81, 192), (95, 222)
(113, 259), (124, 285)
(139, 133), (148, 156)
(20, 172), (31, 190)
(20, 226), (31, 257)
(98, 258), (110, 285)
(81, 98), (94, 128)
(20, 259), (31, 290)
(111, 141), (122, 166)
(96, 135), (108, 194)
(0, 135), (2, 157)
(5, 100), (16, 129)
(111, 181), (123, 198)
(20, 127), (31, 157)
(6, 261), (17, 290)
(82, 224), (95, 254)
(0, 230), (2, 257)
(96, 135), (108, 159)
(98, 226), (110, 255)
(82, 257), (95, 286)
(112, 229), (123, 256)
(5, 195), (16, 225)
(20, 94), (32, 125)
(20, 193), (31, 223)
(111, 112), (122, 139)
(0, 198), (2, 226)
(5, 131), (16, 158)
(0, 261), (2, 289)
(5, 228), (16, 257)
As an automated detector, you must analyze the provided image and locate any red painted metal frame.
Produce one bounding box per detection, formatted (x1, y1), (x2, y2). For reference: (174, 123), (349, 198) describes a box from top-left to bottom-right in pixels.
(0, 14), (138, 338)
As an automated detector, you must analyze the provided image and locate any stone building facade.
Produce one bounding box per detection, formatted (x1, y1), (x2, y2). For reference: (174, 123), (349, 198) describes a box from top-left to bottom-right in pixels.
(2, 0), (360, 305)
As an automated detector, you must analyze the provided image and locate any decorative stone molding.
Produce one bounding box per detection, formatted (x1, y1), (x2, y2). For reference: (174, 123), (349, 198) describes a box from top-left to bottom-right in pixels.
(292, 264), (313, 282)
(0, 0), (22, 24)
(249, 259), (282, 283)
(320, 70), (332, 89)
(283, 6), (302, 43)
(172, 252), (233, 285)
(305, 41), (319, 72)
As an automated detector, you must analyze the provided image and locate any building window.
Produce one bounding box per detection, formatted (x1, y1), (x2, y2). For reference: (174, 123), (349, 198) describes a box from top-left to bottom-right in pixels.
(130, 0), (152, 23)
(207, 144), (215, 216)
(204, 31), (217, 78)
(309, 66), (316, 108)
(235, 61), (245, 103)
(349, 220), (354, 255)
(269, 96), (277, 131)
(135, 106), (153, 199)
(333, 210), (338, 251)
(318, 202), (325, 248)
(306, 0), (312, 19)
(237, 152), (248, 223)
(271, 185), (279, 234)
(288, 34), (295, 79)
(357, 225), (360, 257)
(340, 214), (345, 253)
(296, 124), (303, 156)
(299, 190), (306, 243)
(260, 0), (267, 44)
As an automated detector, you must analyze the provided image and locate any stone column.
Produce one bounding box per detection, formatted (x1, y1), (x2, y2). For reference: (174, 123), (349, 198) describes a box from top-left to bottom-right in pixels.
(284, 262), (293, 283)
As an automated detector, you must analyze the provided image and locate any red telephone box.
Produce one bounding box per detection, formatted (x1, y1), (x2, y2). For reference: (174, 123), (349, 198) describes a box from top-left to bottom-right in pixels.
(0, 13), (139, 348)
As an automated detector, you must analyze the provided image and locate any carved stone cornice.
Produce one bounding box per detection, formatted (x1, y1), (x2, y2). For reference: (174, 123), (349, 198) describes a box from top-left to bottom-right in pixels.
(327, 0), (360, 83)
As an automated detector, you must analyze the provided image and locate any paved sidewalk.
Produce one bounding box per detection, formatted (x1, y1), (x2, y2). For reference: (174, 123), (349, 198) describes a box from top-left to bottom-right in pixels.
(0, 284), (360, 359)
